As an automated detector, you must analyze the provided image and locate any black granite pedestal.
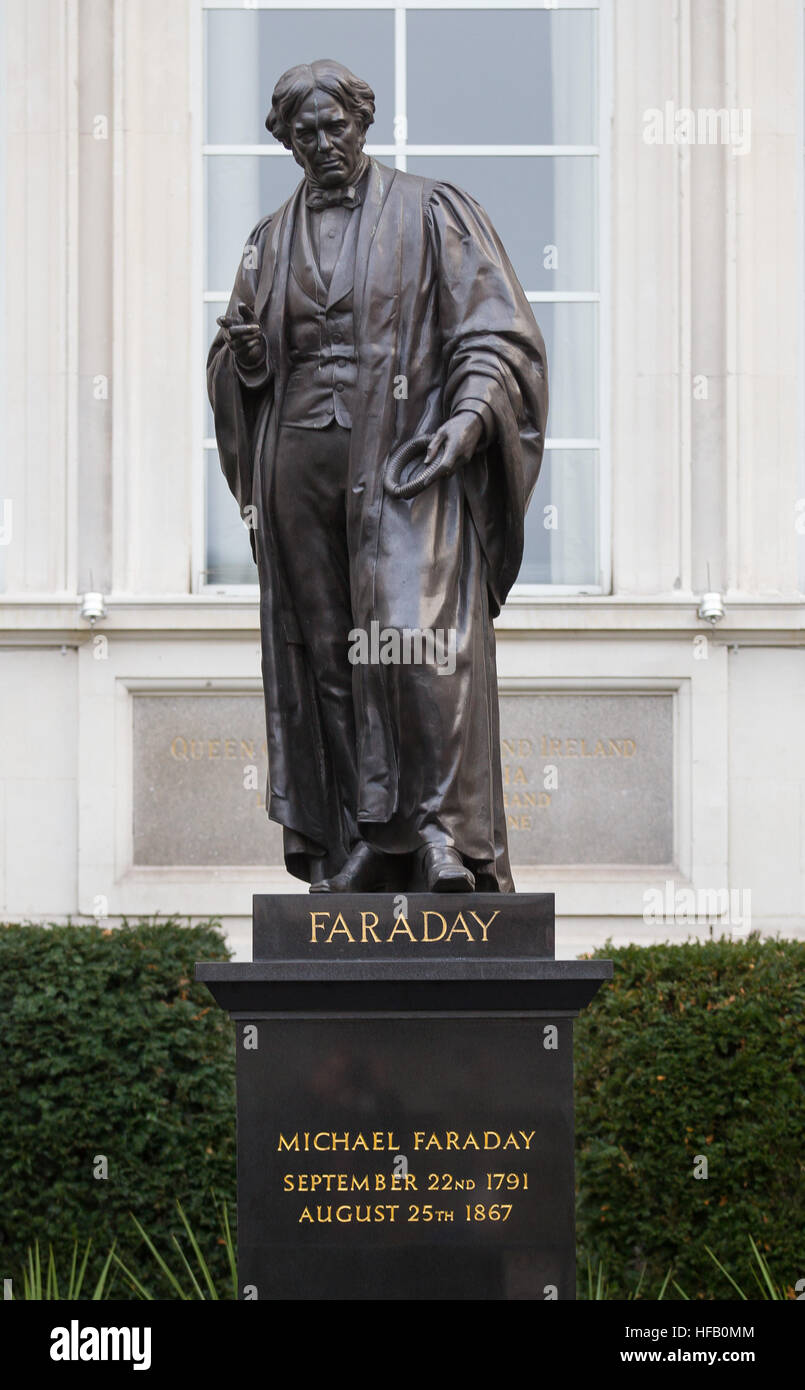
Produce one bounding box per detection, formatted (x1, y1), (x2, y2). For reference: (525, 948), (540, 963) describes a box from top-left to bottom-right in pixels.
(196, 893), (611, 1301)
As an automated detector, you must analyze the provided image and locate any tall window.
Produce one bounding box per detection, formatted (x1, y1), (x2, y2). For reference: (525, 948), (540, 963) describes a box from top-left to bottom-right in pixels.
(202, 1), (605, 592)
(0, 0), (7, 593)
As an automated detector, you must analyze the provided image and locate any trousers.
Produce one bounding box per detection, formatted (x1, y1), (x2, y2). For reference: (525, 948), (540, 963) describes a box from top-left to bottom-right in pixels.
(272, 421), (360, 851)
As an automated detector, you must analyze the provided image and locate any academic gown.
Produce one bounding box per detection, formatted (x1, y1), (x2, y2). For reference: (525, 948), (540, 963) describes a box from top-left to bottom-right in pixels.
(207, 159), (549, 890)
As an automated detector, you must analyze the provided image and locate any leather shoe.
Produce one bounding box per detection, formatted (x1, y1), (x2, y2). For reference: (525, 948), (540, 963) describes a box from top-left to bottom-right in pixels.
(419, 844), (475, 893)
(310, 840), (389, 893)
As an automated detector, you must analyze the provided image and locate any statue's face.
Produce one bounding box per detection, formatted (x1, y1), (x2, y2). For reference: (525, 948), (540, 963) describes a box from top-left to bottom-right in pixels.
(289, 90), (365, 187)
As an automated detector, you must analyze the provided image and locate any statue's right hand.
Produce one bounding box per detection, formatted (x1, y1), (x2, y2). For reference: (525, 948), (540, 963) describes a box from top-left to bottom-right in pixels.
(217, 302), (267, 371)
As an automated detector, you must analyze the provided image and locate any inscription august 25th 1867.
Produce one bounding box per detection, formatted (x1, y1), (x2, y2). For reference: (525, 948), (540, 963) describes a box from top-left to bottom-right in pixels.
(133, 692), (673, 866)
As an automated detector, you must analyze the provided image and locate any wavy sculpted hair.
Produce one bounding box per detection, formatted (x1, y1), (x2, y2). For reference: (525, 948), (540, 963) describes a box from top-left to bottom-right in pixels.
(265, 59), (376, 147)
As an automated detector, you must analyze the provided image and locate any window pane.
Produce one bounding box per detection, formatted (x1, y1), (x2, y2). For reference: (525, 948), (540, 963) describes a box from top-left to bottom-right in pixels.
(205, 449), (257, 586)
(535, 301), (598, 440)
(204, 8), (394, 146)
(520, 449), (599, 586)
(406, 155), (597, 292)
(407, 8), (597, 146)
(205, 153), (300, 289)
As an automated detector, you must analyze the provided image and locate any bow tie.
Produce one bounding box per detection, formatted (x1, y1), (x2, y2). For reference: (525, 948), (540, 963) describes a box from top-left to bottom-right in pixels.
(305, 184), (363, 211)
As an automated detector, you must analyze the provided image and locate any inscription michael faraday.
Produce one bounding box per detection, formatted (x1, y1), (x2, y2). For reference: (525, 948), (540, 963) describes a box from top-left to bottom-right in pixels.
(278, 1129), (536, 1152)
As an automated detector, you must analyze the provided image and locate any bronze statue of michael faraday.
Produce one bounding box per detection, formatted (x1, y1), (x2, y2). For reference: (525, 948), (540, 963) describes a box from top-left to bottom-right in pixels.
(208, 60), (548, 894)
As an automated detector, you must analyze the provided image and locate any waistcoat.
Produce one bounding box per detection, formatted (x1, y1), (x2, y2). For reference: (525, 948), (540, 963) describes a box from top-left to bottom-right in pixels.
(281, 199), (360, 429)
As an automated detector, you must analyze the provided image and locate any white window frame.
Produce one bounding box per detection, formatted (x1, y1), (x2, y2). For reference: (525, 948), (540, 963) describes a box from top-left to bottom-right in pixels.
(800, 1), (805, 595)
(193, 0), (611, 598)
(0, 0), (7, 594)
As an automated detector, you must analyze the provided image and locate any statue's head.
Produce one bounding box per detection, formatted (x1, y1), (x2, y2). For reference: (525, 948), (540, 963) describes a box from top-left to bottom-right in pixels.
(266, 59), (375, 188)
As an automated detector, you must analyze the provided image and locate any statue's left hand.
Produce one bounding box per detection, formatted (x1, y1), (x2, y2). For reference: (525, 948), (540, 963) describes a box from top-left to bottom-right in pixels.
(422, 412), (483, 482)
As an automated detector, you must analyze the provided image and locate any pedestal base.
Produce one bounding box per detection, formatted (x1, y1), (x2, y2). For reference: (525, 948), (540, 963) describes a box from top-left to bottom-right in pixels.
(196, 893), (611, 1301)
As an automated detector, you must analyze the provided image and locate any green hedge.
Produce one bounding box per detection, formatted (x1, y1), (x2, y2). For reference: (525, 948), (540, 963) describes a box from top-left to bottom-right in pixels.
(575, 935), (805, 1299)
(1, 924), (802, 1299)
(0, 920), (236, 1299)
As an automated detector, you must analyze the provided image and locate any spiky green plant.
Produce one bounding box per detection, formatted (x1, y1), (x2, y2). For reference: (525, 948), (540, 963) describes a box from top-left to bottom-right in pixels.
(113, 1195), (237, 1301)
(581, 1237), (791, 1300)
(583, 1256), (674, 1300)
(705, 1236), (785, 1300)
(10, 1240), (117, 1300)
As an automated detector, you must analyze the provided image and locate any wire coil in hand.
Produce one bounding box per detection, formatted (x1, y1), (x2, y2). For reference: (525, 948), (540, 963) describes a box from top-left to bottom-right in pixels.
(383, 434), (442, 500)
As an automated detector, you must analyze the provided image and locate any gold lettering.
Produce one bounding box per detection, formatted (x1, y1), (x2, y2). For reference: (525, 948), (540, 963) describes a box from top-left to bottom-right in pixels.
(445, 913), (473, 942)
(469, 909), (499, 943)
(326, 912), (355, 944)
(170, 736), (188, 760)
(422, 910), (447, 943)
(208, 740), (220, 759)
(309, 911), (329, 943)
(224, 739), (237, 758)
(360, 911), (380, 944)
(388, 914), (416, 942)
